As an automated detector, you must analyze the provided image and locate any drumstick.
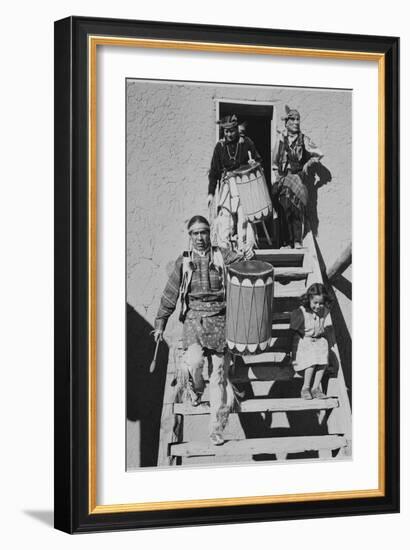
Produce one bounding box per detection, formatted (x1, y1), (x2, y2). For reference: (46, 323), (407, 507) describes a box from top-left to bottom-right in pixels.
(248, 151), (253, 162)
(149, 338), (161, 373)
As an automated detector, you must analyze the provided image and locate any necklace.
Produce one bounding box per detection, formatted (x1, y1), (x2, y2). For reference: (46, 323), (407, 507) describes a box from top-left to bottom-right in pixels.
(226, 140), (239, 161)
(194, 247), (210, 257)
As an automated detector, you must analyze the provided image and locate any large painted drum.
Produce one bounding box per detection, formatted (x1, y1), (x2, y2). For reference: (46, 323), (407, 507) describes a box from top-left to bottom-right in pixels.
(225, 163), (272, 223)
(226, 260), (274, 355)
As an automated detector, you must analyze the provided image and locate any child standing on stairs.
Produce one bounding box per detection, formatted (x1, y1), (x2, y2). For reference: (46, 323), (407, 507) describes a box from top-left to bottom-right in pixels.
(290, 283), (332, 399)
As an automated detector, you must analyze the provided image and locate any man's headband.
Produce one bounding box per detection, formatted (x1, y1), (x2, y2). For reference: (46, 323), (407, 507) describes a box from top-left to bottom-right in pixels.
(187, 216), (210, 233)
(188, 222), (210, 234)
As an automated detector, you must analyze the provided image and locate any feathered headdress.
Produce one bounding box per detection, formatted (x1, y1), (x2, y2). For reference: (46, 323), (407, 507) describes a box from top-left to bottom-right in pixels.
(281, 105), (300, 121)
(217, 114), (239, 129)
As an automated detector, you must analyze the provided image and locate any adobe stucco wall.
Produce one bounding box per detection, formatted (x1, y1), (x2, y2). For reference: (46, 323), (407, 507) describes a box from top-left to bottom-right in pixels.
(127, 79), (352, 342)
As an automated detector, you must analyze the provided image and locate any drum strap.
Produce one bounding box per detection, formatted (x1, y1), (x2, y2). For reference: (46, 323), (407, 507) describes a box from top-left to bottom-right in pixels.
(211, 248), (226, 293)
(217, 175), (239, 215)
(210, 248), (227, 300)
(179, 252), (193, 322)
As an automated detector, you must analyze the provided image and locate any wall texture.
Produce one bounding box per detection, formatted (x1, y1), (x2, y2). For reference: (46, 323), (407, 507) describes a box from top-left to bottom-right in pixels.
(127, 79), (352, 343)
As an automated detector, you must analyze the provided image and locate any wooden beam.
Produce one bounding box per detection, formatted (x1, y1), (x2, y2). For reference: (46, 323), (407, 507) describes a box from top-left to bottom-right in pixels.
(170, 435), (347, 457)
(331, 274), (352, 300)
(271, 327), (292, 339)
(268, 335), (293, 351)
(255, 249), (306, 256)
(254, 249), (305, 268)
(271, 322), (290, 330)
(242, 352), (289, 365)
(272, 312), (291, 322)
(274, 280), (306, 298)
(274, 267), (311, 280)
(273, 296), (301, 313)
(327, 242), (352, 281)
(157, 357), (183, 467)
(174, 397), (339, 415)
(231, 364), (296, 382)
(318, 449), (333, 459)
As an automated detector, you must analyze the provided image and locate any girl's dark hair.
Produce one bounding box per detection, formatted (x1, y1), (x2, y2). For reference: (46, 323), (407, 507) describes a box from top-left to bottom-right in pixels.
(301, 283), (332, 310)
(187, 215), (210, 231)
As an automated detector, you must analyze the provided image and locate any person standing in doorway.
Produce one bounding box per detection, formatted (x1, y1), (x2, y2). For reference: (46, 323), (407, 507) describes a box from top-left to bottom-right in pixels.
(207, 114), (262, 250)
(272, 106), (323, 248)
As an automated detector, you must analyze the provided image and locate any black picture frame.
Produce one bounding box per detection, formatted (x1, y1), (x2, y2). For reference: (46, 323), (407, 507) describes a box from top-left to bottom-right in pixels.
(54, 16), (399, 533)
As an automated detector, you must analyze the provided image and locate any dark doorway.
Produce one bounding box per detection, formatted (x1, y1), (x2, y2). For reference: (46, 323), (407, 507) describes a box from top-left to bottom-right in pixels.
(219, 101), (277, 246)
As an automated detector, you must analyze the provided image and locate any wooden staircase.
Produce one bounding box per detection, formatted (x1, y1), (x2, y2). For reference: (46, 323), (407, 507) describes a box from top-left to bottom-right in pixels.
(157, 231), (352, 467)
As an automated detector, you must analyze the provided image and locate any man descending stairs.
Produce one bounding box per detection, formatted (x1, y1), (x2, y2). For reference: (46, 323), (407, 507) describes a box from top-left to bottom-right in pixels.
(158, 233), (351, 467)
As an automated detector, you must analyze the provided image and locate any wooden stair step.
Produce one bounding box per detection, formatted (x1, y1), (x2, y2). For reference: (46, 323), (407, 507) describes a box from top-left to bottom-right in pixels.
(255, 250), (305, 269)
(231, 363), (297, 382)
(272, 312), (291, 322)
(273, 296), (301, 312)
(174, 397), (339, 415)
(271, 326), (292, 338)
(242, 352), (290, 365)
(256, 248), (306, 255)
(271, 322), (290, 330)
(158, 230), (352, 468)
(230, 338), (293, 354)
(170, 435), (347, 457)
(267, 335), (292, 351)
(274, 280), (306, 298)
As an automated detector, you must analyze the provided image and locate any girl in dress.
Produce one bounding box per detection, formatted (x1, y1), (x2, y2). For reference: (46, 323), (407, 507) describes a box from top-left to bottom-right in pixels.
(290, 283), (332, 399)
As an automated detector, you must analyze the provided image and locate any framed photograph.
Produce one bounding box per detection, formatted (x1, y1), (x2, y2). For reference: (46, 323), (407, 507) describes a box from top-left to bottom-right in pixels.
(54, 16), (399, 533)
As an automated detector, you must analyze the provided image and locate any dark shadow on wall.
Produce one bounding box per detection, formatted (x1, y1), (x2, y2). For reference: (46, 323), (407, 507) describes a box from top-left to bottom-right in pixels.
(331, 274), (352, 301)
(313, 238), (352, 406)
(126, 303), (169, 467)
(304, 163), (332, 237)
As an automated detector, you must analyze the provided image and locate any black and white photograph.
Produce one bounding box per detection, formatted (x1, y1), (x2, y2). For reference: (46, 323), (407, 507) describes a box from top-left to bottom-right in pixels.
(126, 79), (352, 469)
(0, 0), (403, 542)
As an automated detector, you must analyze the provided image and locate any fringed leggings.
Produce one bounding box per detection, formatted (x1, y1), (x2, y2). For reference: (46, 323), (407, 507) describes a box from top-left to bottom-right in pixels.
(181, 343), (234, 435)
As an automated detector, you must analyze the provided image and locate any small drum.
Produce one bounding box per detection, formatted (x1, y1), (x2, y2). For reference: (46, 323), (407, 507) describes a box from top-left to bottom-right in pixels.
(226, 260), (274, 355)
(225, 163), (272, 223)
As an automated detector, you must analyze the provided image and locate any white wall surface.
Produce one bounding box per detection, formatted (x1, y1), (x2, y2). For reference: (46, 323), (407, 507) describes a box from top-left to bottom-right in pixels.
(0, 0), (407, 547)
